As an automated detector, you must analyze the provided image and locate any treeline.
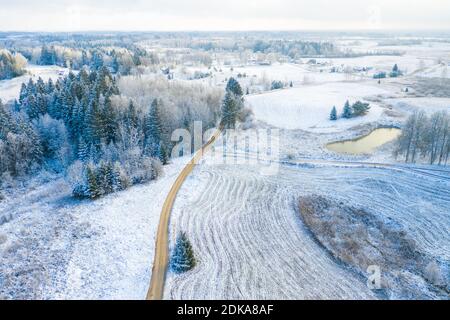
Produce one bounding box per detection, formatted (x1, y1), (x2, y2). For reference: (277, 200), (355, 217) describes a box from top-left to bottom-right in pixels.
(0, 50), (27, 80)
(394, 111), (450, 165)
(253, 40), (339, 58)
(36, 44), (156, 75)
(1, 67), (170, 198)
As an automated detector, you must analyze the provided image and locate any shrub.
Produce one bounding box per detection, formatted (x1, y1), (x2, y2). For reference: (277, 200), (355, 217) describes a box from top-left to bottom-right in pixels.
(373, 71), (387, 79)
(270, 80), (284, 90)
(351, 101), (371, 117)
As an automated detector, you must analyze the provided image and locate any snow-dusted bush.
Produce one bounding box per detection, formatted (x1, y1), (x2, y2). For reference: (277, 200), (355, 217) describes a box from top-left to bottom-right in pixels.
(424, 261), (445, 286)
(34, 114), (72, 171)
(270, 80), (284, 90)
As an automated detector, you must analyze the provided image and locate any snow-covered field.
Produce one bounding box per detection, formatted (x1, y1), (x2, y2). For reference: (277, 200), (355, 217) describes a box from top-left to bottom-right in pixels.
(246, 82), (389, 133)
(0, 65), (69, 103)
(165, 159), (450, 299)
(163, 41), (450, 299)
(417, 64), (449, 79)
(386, 97), (450, 114)
(318, 55), (436, 76)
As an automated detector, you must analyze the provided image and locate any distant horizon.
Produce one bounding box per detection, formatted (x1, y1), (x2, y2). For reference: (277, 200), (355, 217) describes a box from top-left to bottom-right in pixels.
(2, 29), (450, 34)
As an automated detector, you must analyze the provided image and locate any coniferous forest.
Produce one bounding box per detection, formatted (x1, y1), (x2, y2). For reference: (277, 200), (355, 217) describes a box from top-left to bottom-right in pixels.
(0, 63), (227, 199)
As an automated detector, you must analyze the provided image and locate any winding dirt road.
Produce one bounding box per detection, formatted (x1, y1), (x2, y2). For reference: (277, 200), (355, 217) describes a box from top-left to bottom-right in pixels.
(146, 129), (222, 300)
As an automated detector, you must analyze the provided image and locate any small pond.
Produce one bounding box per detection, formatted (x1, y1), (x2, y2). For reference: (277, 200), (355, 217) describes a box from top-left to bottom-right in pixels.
(326, 128), (401, 155)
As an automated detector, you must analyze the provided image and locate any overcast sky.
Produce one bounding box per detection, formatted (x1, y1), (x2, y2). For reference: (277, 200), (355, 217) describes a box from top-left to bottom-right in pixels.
(1, 0), (449, 31)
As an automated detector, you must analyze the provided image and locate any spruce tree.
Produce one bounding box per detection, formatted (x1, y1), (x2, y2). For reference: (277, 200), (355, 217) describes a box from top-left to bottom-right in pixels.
(330, 106), (337, 121)
(342, 100), (353, 119)
(24, 94), (39, 119)
(112, 162), (125, 191)
(78, 137), (90, 162)
(220, 91), (237, 129)
(19, 83), (27, 104)
(102, 95), (117, 144)
(86, 165), (100, 199)
(226, 77), (243, 97)
(0, 99), (13, 139)
(98, 161), (113, 195)
(170, 232), (196, 274)
(111, 51), (120, 74)
(221, 78), (244, 128)
(145, 99), (166, 163)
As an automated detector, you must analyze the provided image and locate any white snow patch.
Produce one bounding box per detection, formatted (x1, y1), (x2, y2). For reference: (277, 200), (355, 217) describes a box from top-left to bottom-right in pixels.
(0, 65), (70, 103)
(247, 82), (388, 133)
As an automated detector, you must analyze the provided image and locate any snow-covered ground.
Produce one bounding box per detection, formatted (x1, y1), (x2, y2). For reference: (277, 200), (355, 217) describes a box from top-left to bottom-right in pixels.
(165, 158), (450, 299)
(317, 55), (436, 77)
(246, 82), (389, 133)
(385, 97), (450, 114)
(2, 37), (450, 300)
(173, 63), (352, 91)
(163, 42), (450, 299)
(0, 65), (69, 103)
(417, 64), (449, 79)
(0, 158), (188, 299)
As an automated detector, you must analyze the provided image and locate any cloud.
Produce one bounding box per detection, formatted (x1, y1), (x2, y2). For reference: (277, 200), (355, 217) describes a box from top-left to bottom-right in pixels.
(0, 0), (449, 31)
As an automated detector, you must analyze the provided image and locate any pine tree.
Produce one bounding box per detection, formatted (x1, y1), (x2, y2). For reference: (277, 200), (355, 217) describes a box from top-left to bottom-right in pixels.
(19, 83), (27, 104)
(330, 106), (337, 121)
(220, 91), (237, 129)
(46, 78), (55, 94)
(24, 94), (39, 119)
(226, 77), (243, 97)
(91, 51), (104, 70)
(86, 165), (100, 199)
(112, 162), (125, 191)
(342, 100), (353, 119)
(13, 99), (20, 112)
(170, 232), (196, 274)
(102, 95), (117, 144)
(145, 99), (166, 163)
(157, 142), (168, 165)
(78, 137), (90, 162)
(98, 161), (113, 195)
(81, 50), (89, 67)
(111, 50), (120, 74)
(0, 99), (13, 139)
(40, 45), (56, 65)
(36, 77), (46, 95)
(126, 100), (138, 130)
(26, 78), (36, 95)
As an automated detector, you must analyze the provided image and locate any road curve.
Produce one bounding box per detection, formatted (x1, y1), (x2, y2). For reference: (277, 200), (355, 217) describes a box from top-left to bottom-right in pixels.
(146, 129), (222, 300)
